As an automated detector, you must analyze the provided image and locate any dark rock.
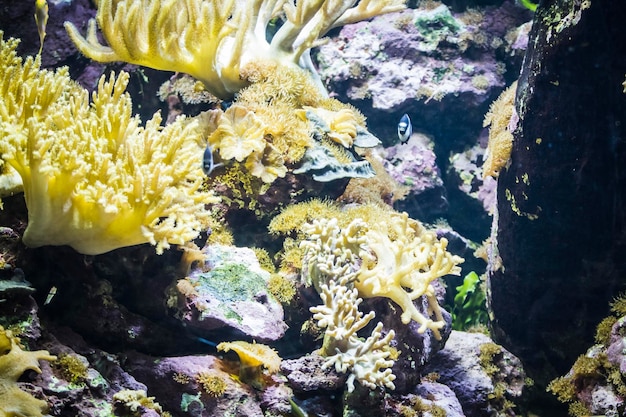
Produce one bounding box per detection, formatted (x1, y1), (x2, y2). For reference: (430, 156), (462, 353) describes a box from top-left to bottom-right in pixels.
(281, 352), (347, 392)
(487, 0), (626, 394)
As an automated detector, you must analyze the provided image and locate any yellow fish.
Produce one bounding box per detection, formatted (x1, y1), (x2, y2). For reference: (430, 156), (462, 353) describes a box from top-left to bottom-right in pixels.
(34, 0), (49, 55)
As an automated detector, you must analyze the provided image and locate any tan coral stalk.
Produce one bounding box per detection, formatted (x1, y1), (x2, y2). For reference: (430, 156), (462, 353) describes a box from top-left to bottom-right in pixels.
(64, 0), (405, 99)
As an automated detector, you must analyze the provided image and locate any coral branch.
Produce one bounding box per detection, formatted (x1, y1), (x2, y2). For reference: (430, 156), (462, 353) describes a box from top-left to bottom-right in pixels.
(311, 279), (396, 392)
(64, 0), (405, 99)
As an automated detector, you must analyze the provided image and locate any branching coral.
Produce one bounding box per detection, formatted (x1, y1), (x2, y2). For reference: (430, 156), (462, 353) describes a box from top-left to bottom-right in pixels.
(357, 212), (463, 339)
(301, 212), (463, 340)
(300, 217), (366, 291)
(311, 278), (396, 392)
(0, 34), (219, 255)
(64, 0), (405, 99)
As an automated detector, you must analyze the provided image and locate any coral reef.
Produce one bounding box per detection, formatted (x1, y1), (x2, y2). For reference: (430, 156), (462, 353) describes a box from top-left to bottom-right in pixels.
(0, 0), (552, 414)
(0, 34), (219, 255)
(300, 212), (463, 339)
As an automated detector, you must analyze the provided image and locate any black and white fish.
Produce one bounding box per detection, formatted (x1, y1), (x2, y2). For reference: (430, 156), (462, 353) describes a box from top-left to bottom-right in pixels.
(397, 113), (412, 144)
(202, 144), (222, 176)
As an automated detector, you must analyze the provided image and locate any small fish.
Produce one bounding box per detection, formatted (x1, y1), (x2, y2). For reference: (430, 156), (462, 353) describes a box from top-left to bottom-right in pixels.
(34, 0), (49, 55)
(44, 286), (57, 305)
(195, 336), (217, 347)
(289, 398), (310, 417)
(202, 144), (223, 176)
(397, 113), (412, 144)
(517, 0), (538, 11)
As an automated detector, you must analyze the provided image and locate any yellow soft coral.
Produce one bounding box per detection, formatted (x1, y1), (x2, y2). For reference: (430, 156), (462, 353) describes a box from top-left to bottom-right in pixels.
(0, 326), (56, 417)
(0, 35), (219, 255)
(483, 81), (518, 178)
(64, 0), (405, 99)
(210, 104), (267, 162)
(356, 212), (463, 339)
(299, 106), (359, 148)
(301, 212), (464, 340)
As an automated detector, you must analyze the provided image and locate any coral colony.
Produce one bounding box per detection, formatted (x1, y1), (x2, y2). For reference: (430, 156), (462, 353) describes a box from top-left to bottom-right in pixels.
(1, 0), (582, 414)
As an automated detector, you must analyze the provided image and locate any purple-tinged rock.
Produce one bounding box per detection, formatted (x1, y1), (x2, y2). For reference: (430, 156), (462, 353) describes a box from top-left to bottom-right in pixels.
(386, 381), (465, 417)
(607, 317), (626, 373)
(123, 352), (264, 417)
(446, 137), (496, 241)
(424, 330), (526, 417)
(258, 375), (294, 417)
(380, 133), (448, 221)
(562, 343), (623, 416)
(448, 138), (496, 215)
(168, 244), (287, 342)
(281, 352), (347, 393)
(315, 1), (531, 148)
(413, 381), (466, 417)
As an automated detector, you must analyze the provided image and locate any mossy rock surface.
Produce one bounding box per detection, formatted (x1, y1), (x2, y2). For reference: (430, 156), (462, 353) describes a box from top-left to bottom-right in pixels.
(174, 245), (288, 341)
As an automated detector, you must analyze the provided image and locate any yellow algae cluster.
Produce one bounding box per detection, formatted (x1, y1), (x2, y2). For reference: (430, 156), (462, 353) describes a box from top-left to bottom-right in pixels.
(0, 326), (56, 417)
(301, 211), (464, 340)
(64, 0), (405, 99)
(0, 34), (219, 255)
(113, 389), (169, 416)
(482, 81), (518, 179)
(217, 340), (282, 374)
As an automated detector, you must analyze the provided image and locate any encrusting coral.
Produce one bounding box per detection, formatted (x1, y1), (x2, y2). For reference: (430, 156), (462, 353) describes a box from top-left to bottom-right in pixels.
(112, 389), (169, 416)
(64, 0), (405, 99)
(0, 33), (219, 255)
(0, 325), (56, 417)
